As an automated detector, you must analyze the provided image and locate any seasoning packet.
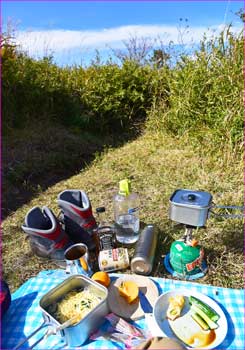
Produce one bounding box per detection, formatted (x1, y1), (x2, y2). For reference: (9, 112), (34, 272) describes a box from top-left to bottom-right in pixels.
(90, 313), (150, 348)
(105, 313), (147, 338)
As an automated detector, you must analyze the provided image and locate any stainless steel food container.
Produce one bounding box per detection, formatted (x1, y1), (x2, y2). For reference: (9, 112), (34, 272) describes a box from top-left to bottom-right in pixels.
(40, 274), (108, 347)
(169, 189), (213, 227)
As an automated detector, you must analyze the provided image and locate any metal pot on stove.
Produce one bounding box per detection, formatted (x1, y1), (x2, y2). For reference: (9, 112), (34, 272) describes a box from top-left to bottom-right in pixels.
(169, 189), (213, 227)
(165, 189), (243, 279)
(169, 189), (243, 227)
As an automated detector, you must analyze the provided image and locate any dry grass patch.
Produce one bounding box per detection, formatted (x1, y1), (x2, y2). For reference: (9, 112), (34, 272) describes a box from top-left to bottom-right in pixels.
(2, 131), (243, 292)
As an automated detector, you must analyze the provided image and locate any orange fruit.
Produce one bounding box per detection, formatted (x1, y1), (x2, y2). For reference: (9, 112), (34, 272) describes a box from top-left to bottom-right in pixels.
(91, 271), (111, 288)
(118, 280), (139, 304)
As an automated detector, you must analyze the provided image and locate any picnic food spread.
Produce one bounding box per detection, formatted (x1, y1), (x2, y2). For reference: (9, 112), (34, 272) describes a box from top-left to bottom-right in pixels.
(2, 180), (244, 349)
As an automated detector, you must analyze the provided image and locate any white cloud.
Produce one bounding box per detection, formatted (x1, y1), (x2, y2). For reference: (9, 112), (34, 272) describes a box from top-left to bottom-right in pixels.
(14, 24), (242, 60)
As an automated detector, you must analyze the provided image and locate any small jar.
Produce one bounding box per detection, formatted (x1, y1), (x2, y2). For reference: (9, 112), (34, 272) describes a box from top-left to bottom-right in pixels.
(94, 207), (117, 255)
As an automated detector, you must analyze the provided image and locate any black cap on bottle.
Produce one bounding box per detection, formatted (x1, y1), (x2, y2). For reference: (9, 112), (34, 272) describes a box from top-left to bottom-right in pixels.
(96, 207), (106, 213)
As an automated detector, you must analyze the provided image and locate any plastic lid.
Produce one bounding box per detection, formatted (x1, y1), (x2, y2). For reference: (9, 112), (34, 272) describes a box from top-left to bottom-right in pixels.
(119, 179), (131, 196)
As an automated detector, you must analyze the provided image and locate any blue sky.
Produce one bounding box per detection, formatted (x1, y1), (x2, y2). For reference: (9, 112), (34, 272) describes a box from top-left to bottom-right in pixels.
(2, 1), (243, 66)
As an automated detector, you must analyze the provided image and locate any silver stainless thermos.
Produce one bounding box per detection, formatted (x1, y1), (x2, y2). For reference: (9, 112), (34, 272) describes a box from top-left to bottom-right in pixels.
(130, 224), (157, 275)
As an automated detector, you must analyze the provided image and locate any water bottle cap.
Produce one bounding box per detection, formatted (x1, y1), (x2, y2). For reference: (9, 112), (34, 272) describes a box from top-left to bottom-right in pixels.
(119, 179), (131, 196)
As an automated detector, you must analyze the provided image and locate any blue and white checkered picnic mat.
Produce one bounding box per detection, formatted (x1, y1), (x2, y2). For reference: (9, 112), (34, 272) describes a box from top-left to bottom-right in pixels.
(1, 269), (244, 349)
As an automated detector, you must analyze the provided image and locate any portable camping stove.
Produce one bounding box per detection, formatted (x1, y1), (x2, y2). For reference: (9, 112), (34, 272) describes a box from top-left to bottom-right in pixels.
(164, 189), (243, 280)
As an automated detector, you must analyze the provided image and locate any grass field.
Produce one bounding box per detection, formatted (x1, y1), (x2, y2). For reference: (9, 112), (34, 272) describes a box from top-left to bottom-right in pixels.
(2, 129), (243, 292)
(2, 25), (243, 292)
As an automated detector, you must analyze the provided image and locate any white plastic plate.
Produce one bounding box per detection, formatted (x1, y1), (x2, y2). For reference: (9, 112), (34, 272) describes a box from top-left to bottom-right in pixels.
(153, 289), (228, 349)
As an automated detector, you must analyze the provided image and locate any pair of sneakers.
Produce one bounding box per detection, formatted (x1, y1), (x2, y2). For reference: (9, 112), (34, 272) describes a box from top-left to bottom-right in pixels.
(21, 190), (97, 262)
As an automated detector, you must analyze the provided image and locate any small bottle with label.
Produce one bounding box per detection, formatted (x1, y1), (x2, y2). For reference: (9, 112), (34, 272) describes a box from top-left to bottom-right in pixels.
(94, 207), (116, 254)
(113, 179), (140, 244)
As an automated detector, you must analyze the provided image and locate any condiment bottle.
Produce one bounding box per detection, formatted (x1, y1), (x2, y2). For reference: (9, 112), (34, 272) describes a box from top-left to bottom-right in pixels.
(113, 179), (140, 244)
(94, 207), (116, 253)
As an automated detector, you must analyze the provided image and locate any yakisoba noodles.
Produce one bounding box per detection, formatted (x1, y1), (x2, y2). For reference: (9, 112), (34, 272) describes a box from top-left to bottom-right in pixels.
(54, 287), (102, 324)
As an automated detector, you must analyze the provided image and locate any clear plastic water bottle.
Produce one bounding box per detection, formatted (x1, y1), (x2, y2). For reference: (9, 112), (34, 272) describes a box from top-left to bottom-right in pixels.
(113, 179), (140, 244)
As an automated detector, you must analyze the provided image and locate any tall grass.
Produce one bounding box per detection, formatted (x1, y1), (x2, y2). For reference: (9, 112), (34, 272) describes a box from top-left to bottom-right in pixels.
(146, 27), (244, 151)
(2, 26), (243, 149)
(2, 48), (167, 133)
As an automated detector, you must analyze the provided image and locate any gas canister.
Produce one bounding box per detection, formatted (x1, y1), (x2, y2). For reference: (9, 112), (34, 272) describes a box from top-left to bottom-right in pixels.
(169, 240), (205, 276)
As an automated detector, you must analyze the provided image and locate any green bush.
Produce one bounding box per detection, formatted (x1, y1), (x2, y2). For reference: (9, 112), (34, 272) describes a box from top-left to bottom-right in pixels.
(2, 46), (168, 133)
(2, 26), (243, 149)
(146, 27), (243, 148)
(2, 53), (82, 130)
(75, 60), (168, 131)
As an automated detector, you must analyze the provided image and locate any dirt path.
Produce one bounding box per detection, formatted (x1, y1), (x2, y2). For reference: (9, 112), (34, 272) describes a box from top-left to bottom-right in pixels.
(2, 123), (138, 219)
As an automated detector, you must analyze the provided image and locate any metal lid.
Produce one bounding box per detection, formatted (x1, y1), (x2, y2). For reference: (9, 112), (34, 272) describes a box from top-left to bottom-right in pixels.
(170, 189), (212, 208)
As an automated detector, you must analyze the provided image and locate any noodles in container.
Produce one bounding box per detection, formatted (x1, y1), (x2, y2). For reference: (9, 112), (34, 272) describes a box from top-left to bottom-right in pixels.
(50, 286), (102, 324)
(40, 275), (109, 347)
(15, 275), (109, 348)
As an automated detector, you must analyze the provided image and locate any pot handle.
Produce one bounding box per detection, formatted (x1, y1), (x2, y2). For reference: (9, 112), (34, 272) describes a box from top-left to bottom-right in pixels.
(13, 321), (52, 350)
(210, 204), (244, 219)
